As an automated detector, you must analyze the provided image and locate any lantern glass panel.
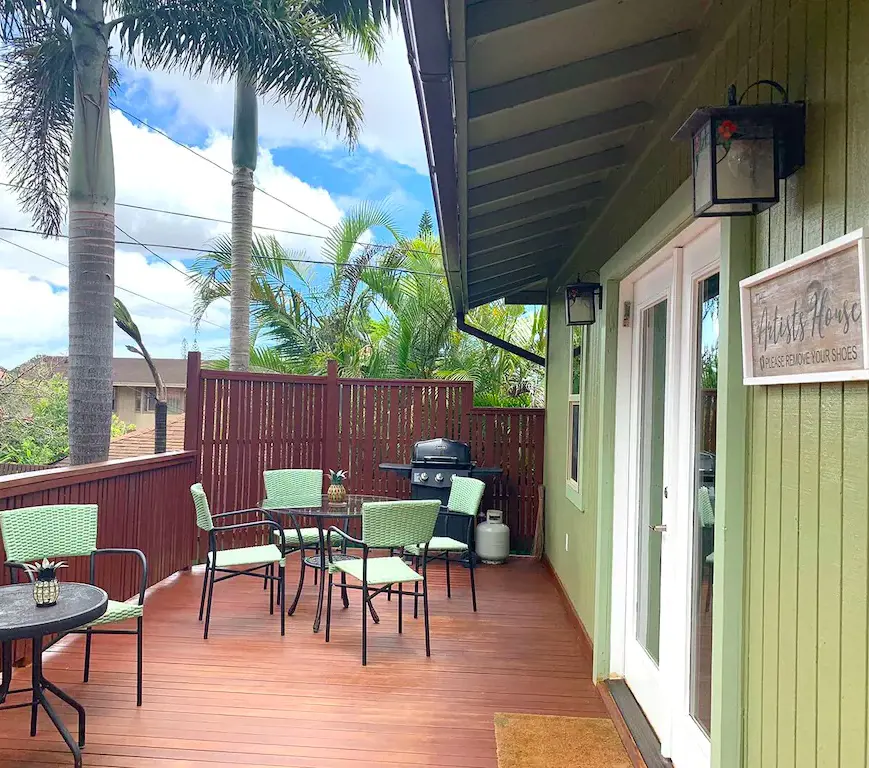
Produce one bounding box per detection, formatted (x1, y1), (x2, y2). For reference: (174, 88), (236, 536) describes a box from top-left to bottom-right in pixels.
(713, 116), (776, 203)
(692, 121), (713, 215)
(566, 291), (595, 325)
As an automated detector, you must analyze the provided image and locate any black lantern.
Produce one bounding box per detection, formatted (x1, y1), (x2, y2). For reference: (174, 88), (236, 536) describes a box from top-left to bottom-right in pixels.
(673, 81), (806, 217)
(565, 282), (602, 326)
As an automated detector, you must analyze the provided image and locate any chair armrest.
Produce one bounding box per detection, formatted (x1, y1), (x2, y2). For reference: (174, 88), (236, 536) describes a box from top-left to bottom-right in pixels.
(210, 519), (286, 555)
(325, 526), (367, 564)
(92, 548), (148, 606)
(4, 561), (31, 584)
(211, 508), (270, 521)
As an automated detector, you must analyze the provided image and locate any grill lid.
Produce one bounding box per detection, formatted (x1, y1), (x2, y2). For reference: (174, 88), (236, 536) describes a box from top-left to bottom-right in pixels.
(411, 438), (472, 467)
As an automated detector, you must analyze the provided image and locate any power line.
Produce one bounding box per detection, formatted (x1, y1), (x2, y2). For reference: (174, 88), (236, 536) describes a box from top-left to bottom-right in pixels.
(0, 235), (230, 332)
(0, 226), (445, 277)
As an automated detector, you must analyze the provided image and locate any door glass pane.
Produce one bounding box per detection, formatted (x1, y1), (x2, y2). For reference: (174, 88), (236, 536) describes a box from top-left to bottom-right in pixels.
(570, 404), (580, 482)
(635, 299), (668, 665)
(690, 274), (719, 734)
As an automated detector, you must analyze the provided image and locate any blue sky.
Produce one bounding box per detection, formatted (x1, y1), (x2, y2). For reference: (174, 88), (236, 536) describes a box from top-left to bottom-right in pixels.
(0, 29), (436, 368)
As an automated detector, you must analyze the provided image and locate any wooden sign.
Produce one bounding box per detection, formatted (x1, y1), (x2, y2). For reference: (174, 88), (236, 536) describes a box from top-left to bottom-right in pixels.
(740, 229), (869, 385)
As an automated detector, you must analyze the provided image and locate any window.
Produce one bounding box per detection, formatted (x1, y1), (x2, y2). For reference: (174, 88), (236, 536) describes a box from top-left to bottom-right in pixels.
(135, 387), (157, 413)
(167, 389), (185, 414)
(567, 325), (585, 495)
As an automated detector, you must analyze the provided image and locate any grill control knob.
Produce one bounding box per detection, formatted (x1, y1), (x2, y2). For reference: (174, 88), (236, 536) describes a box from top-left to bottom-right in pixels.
(420, 472), (428, 481)
(435, 473), (444, 482)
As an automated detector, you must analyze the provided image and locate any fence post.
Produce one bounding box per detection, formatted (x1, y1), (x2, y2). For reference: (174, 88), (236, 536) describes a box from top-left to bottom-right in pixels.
(323, 360), (340, 487)
(461, 381), (474, 443)
(183, 351), (202, 455)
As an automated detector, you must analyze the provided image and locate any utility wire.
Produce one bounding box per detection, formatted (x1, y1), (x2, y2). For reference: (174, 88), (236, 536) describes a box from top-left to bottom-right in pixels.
(0, 235), (230, 332)
(0, 226), (445, 277)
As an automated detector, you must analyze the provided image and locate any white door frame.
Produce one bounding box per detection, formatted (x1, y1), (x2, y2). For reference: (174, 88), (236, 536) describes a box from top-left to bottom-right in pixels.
(610, 220), (720, 765)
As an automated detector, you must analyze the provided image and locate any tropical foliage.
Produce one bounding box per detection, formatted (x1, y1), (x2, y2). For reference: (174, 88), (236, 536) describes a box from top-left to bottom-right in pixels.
(0, 370), (132, 464)
(190, 206), (546, 405)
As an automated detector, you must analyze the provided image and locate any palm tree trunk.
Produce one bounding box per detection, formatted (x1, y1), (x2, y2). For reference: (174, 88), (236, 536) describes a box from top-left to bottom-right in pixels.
(230, 76), (258, 371)
(154, 401), (167, 453)
(67, 2), (115, 465)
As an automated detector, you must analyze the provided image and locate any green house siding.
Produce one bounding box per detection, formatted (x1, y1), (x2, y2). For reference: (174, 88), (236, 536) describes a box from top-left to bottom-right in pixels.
(542, 0), (869, 765)
(543, 305), (600, 635)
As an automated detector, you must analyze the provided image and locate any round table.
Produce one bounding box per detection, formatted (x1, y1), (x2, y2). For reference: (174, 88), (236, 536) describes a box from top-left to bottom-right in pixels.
(264, 494), (395, 632)
(0, 583), (108, 768)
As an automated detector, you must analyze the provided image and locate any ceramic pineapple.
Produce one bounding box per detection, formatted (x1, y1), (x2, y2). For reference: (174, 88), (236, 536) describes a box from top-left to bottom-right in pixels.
(328, 469), (348, 504)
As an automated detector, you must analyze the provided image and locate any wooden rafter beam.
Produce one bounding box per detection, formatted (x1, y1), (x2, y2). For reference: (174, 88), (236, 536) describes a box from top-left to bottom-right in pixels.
(468, 102), (654, 172)
(468, 32), (695, 118)
(467, 147), (625, 209)
(468, 235), (575, 275)
(466, 0), (597, 38)
(504, 290), (548, 305)
(469, 184), (602, 236)
(467, 213), (581, 256)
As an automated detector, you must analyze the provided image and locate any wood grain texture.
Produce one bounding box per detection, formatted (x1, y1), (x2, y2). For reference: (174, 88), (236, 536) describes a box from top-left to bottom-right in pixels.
(0, 559), (610, 767)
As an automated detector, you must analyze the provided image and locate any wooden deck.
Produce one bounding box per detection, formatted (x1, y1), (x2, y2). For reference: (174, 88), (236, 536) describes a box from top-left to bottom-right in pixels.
(0, 558), (610, 767)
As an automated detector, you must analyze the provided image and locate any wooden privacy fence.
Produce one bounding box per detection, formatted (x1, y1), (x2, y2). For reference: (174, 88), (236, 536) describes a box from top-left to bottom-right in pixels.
(185, 354), (545, 553)
(0, 451), (198, 664)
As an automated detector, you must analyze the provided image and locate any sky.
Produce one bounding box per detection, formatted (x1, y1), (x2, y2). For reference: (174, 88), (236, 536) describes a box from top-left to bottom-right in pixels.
(0, 28), (435, 370)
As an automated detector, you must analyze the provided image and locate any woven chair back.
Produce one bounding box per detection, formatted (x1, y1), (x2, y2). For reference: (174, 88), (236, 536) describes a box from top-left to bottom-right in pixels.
(0, 504), (98, 563)
(190, 483), (214, 532)
(361, 500), (440, 548)
(263, 469), (323, 508)
(447, 476), (485, 516)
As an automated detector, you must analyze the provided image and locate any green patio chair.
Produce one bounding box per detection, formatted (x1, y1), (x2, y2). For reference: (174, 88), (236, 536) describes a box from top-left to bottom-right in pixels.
(189, 484), (286, 639)
(324, 499), (440, 665)
(698, 485), (715, 612)
(0, 504), (147, 706)
(261, 469), (342, 613)
(406, 476), (485, 612)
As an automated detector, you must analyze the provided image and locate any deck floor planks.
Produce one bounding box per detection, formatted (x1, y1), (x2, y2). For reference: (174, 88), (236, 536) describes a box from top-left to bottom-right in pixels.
(0, 559), (608, 767)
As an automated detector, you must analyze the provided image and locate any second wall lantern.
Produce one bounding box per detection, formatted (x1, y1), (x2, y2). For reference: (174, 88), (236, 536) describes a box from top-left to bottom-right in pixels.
(673, 80), (806, 217)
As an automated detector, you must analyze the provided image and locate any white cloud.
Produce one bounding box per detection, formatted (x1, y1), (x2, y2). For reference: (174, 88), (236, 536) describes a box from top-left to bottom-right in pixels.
(0, 109), (351, 369)
(120, 28), (427, 175)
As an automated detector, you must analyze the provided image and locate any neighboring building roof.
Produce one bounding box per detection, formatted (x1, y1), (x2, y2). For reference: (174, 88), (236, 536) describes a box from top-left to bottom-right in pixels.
(108, 415), (186, 460)
(112, 358), (188, 388)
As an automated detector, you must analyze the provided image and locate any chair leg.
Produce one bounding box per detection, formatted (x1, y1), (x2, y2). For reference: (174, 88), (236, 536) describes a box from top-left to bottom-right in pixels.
(203, 564), (216, 640)
(136, 617), (143, 706)
(198, 564), (209, 621)
(361, 587), (368, 666)
(341, 571), (349, 609)
(279, 565), (286, 637)
(468, 550), (477, 613)
(30, 636), (40, 736)
(398, 583), (403, 634)
(269, 564), (275, 614)
(83, 629), (92, 683)
(325, 573), (334, 643)
(413, 556), (420, 620)
(287, 550), (306, 616)
(445, 552), (451, 598)
(423, 575), (431, 657)
(387, 549), (394, 600)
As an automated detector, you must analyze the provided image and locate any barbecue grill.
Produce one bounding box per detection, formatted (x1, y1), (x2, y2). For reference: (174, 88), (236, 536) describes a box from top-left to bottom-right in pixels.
(380, 437), (502, 507)
(379, 438), (501, 543)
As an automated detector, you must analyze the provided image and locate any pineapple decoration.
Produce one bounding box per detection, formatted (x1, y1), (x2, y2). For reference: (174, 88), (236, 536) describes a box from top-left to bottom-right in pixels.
(328, 469), (348, 504)
(22, 558), (68, 607)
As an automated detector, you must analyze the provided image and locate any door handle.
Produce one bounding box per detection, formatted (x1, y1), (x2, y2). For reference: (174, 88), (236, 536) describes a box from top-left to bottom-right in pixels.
(649, 524), (667, 533)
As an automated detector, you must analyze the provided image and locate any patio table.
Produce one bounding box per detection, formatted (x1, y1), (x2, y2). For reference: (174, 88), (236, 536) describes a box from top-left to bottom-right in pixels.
(263, 494), (396, 632)
(0, 582), (108, 768)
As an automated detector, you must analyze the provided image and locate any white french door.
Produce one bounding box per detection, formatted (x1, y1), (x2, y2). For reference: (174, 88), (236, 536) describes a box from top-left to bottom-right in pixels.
(612, 222), (720, 767)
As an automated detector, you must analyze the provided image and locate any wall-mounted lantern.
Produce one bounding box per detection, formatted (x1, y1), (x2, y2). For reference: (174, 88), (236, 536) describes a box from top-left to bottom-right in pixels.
(672, 80), (806, 217)
(565, 281), (603, 326)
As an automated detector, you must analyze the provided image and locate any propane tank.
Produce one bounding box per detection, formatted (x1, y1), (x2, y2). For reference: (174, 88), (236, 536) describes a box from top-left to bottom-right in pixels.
(476, 510), (510, 564)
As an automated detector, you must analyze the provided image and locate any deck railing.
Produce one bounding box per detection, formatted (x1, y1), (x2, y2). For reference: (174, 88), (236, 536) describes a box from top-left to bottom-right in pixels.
(185, 354), (545, 553)
(0, 451), (198, 664)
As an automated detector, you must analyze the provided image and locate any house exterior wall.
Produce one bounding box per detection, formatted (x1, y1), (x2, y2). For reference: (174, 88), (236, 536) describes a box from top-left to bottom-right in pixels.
(113, 386), (141, 428)
(543, 0), (869, 765)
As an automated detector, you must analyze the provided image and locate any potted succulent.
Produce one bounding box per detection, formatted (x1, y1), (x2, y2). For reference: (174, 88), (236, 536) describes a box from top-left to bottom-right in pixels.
(327, 469), (348, 504)
(22, 558), (68, 607)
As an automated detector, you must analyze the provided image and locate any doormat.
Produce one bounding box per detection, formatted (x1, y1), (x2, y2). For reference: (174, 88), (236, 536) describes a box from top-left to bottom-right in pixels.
(494, 713), (632, 768)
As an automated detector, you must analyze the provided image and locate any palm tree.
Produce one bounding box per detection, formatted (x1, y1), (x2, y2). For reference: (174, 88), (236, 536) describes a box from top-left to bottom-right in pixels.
(0, 1), (362, 464)
(228, 0), (397, 372)
(190, 200), (403, 375)
(113, 298), (169, 453)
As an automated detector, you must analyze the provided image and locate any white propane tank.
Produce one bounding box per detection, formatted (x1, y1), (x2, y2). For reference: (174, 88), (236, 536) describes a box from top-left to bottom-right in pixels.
(476, 510), (510, 564)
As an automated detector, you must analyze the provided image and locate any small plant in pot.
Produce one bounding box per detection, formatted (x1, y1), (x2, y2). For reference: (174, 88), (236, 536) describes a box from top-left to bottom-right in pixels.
(328, 469), (348, 504)
(22, 558), (68, 607)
